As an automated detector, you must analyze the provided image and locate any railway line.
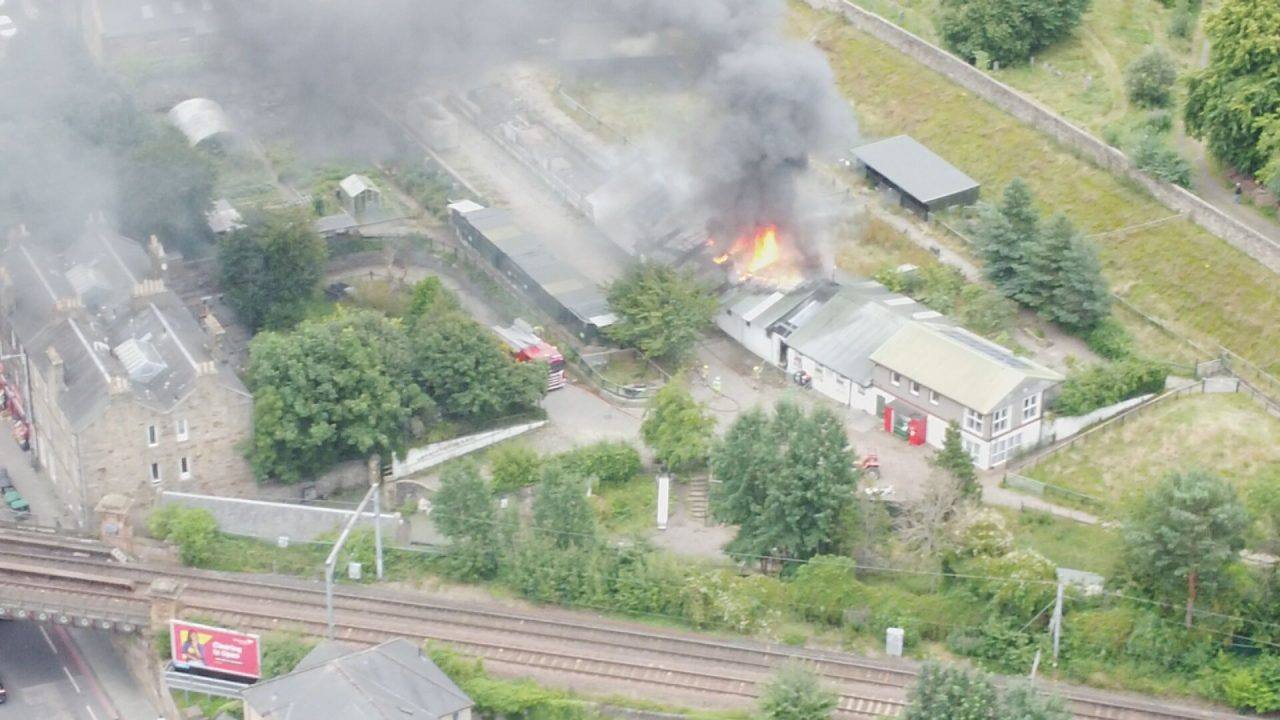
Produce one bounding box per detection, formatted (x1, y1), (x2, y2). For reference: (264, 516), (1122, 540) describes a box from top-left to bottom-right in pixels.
(0, 529), (1245, 719)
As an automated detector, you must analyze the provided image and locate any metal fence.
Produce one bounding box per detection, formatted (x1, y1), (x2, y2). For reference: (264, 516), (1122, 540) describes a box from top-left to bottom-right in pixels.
(1003, 472), (1105, 511)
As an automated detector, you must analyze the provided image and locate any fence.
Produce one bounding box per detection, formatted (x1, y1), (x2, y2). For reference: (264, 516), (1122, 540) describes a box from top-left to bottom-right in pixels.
(1003, 473), (1104, 511)
(803, 0), (1280, 274)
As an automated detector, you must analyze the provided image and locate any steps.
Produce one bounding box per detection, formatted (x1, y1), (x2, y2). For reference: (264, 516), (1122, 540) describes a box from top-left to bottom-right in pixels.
(687, 477), (709, 523)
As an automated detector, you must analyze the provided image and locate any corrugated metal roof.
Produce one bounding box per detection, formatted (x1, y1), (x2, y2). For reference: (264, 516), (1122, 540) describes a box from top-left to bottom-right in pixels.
(870, 323), (1063, 414)
(785, 285), (926, 385)
(853, 135), (979, 205)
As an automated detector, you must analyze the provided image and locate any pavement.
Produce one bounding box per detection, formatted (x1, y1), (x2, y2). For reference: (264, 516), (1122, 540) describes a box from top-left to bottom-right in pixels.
(0, 425), (76, 531)
(0, 620), (159, 720)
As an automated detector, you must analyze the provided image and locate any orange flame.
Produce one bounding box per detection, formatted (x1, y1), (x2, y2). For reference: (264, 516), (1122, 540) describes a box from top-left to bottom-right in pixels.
(745, 225), (779, 273)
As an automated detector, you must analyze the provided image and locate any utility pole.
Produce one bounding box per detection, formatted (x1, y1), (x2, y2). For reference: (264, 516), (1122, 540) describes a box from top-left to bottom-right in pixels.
(1049, 582), (1064, 663)
(323, 482), (383, 639)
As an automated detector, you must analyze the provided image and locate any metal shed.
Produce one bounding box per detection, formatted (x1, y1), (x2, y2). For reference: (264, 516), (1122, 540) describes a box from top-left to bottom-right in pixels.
(852, 135), (980, 218)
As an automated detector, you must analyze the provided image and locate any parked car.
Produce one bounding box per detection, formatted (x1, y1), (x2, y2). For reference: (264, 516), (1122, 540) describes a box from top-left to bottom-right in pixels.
(0, 467), (28, 513)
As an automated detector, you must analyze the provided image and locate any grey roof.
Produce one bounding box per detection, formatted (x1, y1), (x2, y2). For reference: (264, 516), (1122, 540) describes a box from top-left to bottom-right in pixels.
(0, 226), (248, 431)
(870, 323), (1063, 414)
(314, 211), (360, 236)
(453, 204), (615, 327)
(242, 639), (472, 720)
(720, 282), (819, 331)
(339, 174), (380, 199)
(775, 281), (944, 385)
(853, 135), (979, 205)
(88, 0), (218, 39)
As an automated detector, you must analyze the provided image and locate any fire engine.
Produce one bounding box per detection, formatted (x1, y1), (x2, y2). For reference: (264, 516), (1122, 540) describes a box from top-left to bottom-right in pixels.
(491, 320), (566, 391)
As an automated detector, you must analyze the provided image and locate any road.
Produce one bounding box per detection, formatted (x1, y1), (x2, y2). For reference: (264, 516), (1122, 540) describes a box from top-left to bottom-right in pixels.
(0, 620), (158, 720)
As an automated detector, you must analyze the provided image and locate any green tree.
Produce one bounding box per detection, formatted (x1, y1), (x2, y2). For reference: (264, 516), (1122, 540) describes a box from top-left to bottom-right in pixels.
(904, 662), (1000, 720)
(1185, 0), (1280, 184)
(933, 423), (978, 496)
(725, 403), (859, 562)
(218, 208), (328, 331)
(605, 261), (716, 364)
(1125, 47), (1178, 108)
(532, 467), (597, 549)
(406, 276), (461, 322)
(563, 441), (642, 487)
(1039, 212), (1111, 327)
(1015, 212), (1073, 310)
(149, 506), (219, 567)
(1123, 470), (1248, 627)
(939, 0), (1091, 67)
(409, 312), (546, 421)
(977, 179), (1039, 296)
(1132, 133), (1193, 187)
(641, 381), (715, 472)
(711, 407), (779, 524)
(433, 461), (500, 580)
(248, 311), (433, 483)
(1054, 358), (1168, 415)
(758, 662), (836, 720)
(488, 444), (542, 494)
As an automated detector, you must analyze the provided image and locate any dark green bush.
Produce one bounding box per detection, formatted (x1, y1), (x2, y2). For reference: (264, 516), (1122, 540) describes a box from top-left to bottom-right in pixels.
(562, 441), (642, 486)
(1085, 317), (1134, 359)
(788, 556), (861, 626)
(1054, 359), (1169, 415)
(488, 444), (541, 494)
(1133, 133), (1193, 187)
(1218, 655), (1280, 713)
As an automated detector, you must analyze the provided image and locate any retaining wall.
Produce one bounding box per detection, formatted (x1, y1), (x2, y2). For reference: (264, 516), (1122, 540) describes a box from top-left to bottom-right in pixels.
(804, 0), (1280, 273)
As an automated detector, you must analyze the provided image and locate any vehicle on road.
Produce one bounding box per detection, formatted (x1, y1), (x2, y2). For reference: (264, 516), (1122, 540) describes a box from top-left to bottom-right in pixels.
(0, 467), (29, 513)
(492, 319), (566, 391)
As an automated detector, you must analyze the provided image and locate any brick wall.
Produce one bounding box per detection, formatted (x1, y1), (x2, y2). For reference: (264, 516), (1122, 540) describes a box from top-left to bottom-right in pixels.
(805, 0), (1280, 273)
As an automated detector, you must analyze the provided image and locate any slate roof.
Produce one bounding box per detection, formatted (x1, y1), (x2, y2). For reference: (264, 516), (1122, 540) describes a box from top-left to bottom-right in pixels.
(853, 135), (979, 205)
(242, 639), (472, 720)
(870, 322), (1063, 414)
(0, 227), (248, 431)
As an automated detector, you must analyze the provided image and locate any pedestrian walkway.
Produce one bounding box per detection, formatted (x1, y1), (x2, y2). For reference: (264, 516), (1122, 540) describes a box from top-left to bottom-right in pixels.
(979, 473), (1100, 524)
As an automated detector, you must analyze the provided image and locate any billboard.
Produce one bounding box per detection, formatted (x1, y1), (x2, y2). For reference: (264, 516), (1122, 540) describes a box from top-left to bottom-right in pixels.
(169, 620), (262, 680)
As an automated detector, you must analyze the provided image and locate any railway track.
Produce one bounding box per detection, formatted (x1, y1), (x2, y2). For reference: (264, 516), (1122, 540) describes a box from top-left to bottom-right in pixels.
(0, 532), (1245, 719)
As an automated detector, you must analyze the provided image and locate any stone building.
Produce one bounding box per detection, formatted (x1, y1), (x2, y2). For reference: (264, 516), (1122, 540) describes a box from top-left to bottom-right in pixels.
(78, 0), (219, 66)
(0, 221), (253, 525)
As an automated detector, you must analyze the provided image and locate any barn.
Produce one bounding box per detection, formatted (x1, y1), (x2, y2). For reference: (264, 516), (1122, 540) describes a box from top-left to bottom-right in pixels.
(852, 135), (980, 219)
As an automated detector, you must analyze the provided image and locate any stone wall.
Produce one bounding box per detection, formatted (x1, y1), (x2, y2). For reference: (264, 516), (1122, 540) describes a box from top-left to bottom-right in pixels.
(160, 491), (404, 544)
(805, 0), (1280, 273)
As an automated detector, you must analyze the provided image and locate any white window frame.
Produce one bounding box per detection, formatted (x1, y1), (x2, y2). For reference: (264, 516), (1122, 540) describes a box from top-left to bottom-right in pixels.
(179, 456), (191, 479)
(992, 406), (1011, 434)
(890, 371), (901, 387)
(150, 462), (161, 484)
(929, 389), (940, 405)
(909, 380), (920, 396)
(960, 437), (980, 461)
(964, 408), (982, 433)
(147, 424), (158, 447)
(175, 418), (189, 442)
(1022, 394), (1040, 421)
(990, 433), (1023, 466)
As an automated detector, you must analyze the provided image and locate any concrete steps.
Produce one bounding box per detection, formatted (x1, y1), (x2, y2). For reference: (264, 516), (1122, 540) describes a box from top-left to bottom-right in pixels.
(687, 477), (709, 523)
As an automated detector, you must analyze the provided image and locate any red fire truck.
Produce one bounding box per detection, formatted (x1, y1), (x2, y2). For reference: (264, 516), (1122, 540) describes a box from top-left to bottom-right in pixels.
(491, 320), (566, 391)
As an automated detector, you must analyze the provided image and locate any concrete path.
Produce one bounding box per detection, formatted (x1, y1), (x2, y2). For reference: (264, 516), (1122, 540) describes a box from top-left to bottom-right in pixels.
(978, 472), (1100, 525)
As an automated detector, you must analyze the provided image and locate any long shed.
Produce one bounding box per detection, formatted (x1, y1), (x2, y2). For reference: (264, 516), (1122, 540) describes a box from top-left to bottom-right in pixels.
(852, 135), (980, 218)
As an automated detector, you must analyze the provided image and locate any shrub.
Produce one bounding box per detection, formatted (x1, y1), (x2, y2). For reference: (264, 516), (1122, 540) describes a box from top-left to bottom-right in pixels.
(1132, 133), (1193, 187)
(956, 509), (1014, 558)
(562, 441), (642, 487)
(788, 556), (861, 626)
(1126, 47), (1178, 108)
(1142, 109), (1174, 134)
(1085, 317), (1134, 359)
(966, 549), (1057, 618)
(1167, 0), (1195, 40)
(1218, 656), (1280, 713)
(149, 506), (219, 566)
(488, 444), (541, 494)
(1054, 359), (1169, 415)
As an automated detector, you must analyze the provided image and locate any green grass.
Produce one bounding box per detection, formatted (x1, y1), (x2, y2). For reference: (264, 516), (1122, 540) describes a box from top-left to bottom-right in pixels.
(1000, 508), (1123, 576)
(1027, 393), (1280, 512)
(797, 1), (1280, 374)
(595, 476), (658, 536)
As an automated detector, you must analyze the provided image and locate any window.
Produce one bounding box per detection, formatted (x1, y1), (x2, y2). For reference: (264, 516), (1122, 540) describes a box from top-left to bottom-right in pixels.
(150, 462), (161, 484)
(175, 418), (188, 442)
(1022, 394), (1040, 421)
(961, 437), (980, 461)
(909, 380), (920, 396)
(179, 457), (191, 479)
(929, 389), (940, 405)
(964, 408), (982, 433)
(992, 406), (1011, 434)
(147, 424), (158, 446)
(890, 372), (901, 387)
(990, 433), (1023, 466)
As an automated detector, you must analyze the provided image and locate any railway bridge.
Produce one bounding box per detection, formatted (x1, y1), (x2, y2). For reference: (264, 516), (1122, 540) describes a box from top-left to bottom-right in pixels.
(0, 523), (1246, 720)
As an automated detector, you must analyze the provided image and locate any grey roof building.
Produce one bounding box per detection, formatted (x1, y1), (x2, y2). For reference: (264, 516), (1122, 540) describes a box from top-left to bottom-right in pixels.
(0, 221), (254, 524)
(851, 135), (980, 218)
(242, 639), (473, 720)
(79, 0), (219, 64)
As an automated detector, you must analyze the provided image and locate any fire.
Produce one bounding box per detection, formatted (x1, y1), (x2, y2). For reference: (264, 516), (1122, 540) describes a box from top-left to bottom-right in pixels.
(744, 226), (779, 273)
(713, 224), (782, 274)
